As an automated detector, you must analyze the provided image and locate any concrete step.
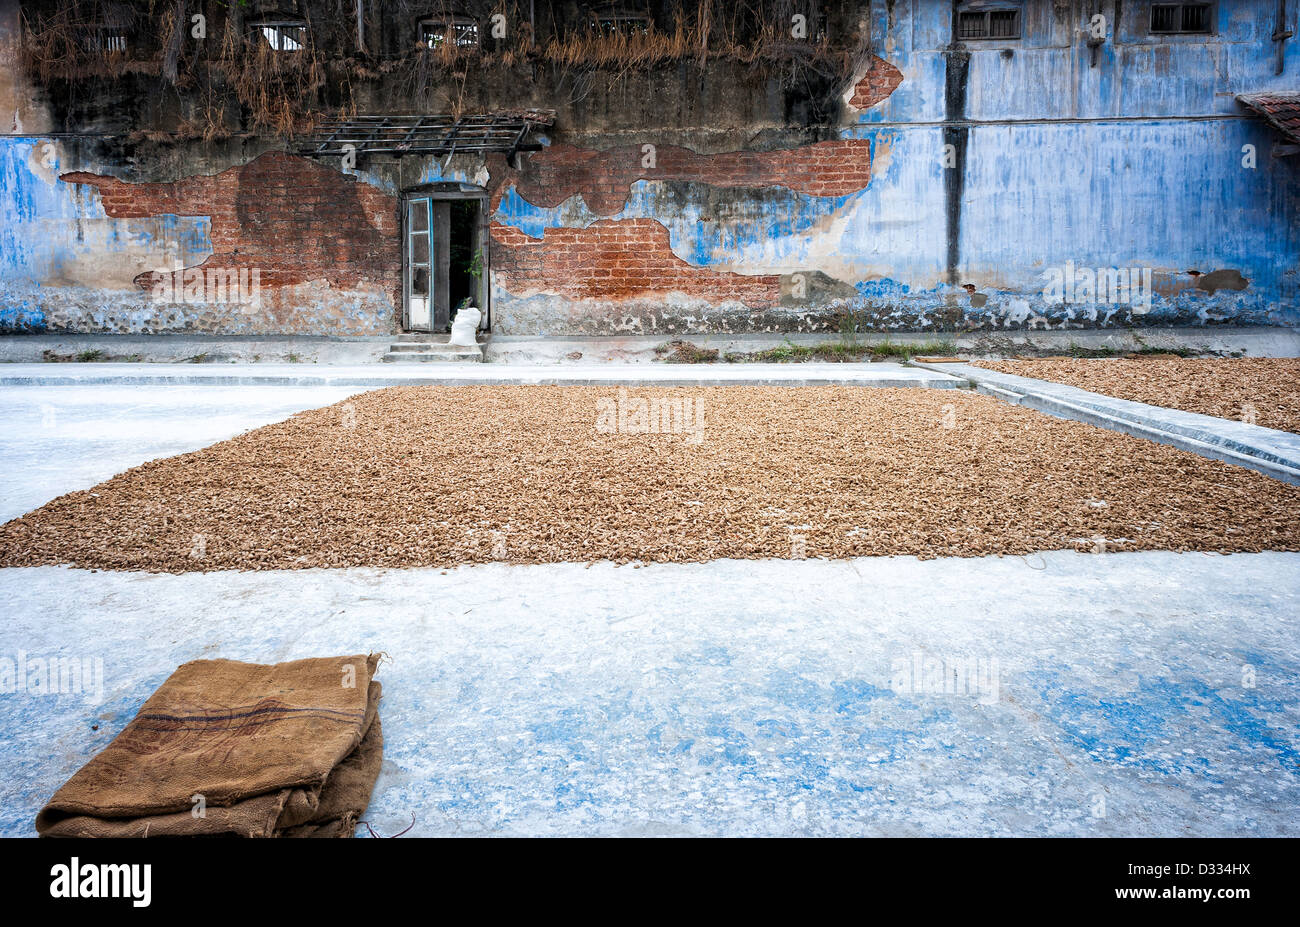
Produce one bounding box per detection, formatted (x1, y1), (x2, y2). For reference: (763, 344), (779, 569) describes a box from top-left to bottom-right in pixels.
(382, 345), (483, 363)
(384, 332), (483, 363)
(387, 342), (446, 352)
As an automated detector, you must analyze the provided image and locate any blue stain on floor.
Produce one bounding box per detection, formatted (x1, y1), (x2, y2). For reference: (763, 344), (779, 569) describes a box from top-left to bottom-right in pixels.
(530, 709), (589, 746)
(763, 668), (829, 711)
(832, 678), (893, 714)
(1025, 664), (1300, 779)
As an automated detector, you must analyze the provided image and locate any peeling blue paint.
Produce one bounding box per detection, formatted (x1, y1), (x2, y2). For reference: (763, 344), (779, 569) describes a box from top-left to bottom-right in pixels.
(0, 137), (221, 333)
(494, 2), (1297, 332)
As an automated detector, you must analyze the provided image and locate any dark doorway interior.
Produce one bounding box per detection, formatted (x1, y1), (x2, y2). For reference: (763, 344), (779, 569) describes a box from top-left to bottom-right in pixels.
(448, 199), (480, 322)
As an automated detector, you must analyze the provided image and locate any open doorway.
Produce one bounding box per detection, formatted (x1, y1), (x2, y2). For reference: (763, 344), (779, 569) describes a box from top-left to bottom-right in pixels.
(447, 199), (481, 321)
(403, 184), (489, 333)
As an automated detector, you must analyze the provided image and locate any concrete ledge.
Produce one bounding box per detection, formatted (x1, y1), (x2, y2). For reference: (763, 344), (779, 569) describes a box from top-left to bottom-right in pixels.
(0, 333), (390, 365)
(973, 384), (1025, 405)
(0, 362), (967, 389)
(915, 361), (1300, 485)
(4, 325), (1297, 366)
(488, 325), (1300, 363)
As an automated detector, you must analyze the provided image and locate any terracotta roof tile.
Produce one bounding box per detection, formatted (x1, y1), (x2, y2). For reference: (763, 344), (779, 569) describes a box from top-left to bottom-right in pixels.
(1237, 92), (1300, 144)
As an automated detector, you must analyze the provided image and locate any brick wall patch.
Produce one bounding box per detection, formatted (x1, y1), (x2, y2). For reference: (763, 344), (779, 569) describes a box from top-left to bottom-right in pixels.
(498, 139), (874, 216)
(848, 55), (904, 110)
(491, 219), (780, 307)
(60, 152), (401, 330)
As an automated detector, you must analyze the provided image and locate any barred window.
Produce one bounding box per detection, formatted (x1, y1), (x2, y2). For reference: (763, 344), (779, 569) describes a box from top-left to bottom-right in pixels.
(958, 9), (1022, 40)
(1150, 3), (1212, 34)
(253, 20), (307, 52)
(81, 26), (129, 54)
(590, 4), (650, 36)
(421, 18), (480, 49)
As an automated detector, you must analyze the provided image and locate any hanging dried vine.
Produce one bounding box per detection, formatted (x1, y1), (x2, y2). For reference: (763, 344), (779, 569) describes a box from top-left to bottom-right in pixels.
(19, 1), (869, 138)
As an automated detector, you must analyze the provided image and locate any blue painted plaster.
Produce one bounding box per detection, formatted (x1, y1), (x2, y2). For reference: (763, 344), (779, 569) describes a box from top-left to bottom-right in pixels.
(0, 138), (216, 333)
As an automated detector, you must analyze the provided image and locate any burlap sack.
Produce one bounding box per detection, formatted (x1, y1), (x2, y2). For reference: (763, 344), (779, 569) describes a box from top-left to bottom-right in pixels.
(36, 654), (383, 838)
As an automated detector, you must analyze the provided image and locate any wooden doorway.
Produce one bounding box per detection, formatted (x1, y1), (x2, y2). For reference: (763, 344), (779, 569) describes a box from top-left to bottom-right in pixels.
(402, 184), (490, 333)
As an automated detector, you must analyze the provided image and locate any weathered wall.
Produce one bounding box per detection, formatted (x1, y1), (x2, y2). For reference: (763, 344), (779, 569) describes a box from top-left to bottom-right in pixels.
(2, 142), (399, 334)
(822, 0), (1300, 330)
(484, 0), (1300, 333)
(0, 0), (48, 134)
(60, 153), (399, 334)
(3, 0), (1298, 336)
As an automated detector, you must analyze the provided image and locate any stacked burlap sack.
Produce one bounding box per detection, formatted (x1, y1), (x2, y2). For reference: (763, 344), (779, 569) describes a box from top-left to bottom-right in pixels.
(36, 654), (383, 837)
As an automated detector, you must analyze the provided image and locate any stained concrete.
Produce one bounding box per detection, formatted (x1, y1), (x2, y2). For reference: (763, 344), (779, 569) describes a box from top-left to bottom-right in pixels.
(0, 334), (392, 365)
(1, 552), (1298, 837)
(2, 326), (1297, 366)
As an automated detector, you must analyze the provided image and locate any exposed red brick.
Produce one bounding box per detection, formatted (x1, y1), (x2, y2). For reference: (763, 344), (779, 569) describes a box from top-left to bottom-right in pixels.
(491, 219), (780, 307)
(848, 55), (903, 110)
(61, 153), (401, 312)
(495, 139), (874, 216)
(58, 143), (858, 325)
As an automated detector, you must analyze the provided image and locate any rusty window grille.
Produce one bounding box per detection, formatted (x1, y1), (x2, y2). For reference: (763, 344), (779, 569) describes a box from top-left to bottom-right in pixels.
(1150, 3), (1212, 34)
(958, 9), (1022, 40)
(252, 20), (307, 51)
(81, 26), (129, 54)
(421, 18), (480, 49)
(589, 3), (650, 36)
(591, 16), (649, 35)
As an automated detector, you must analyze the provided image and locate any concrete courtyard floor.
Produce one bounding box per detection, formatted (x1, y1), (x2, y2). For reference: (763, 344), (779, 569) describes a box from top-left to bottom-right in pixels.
(0, 383), (368, 522)
(1, 382), (1297, 836)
